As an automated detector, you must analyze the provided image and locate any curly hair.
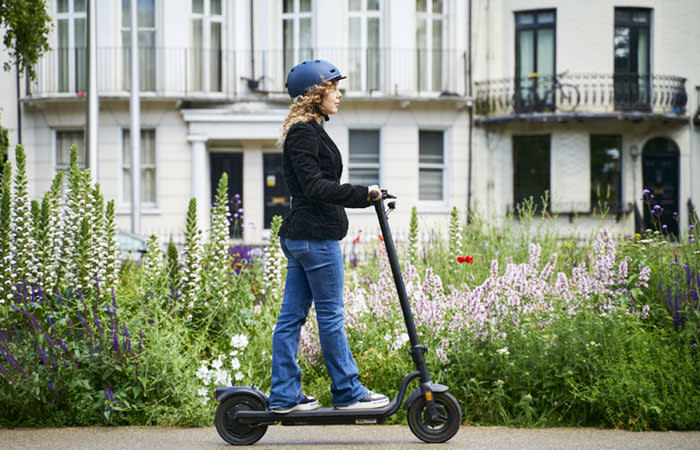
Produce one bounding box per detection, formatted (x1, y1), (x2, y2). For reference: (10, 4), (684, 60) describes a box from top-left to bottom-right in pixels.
(278, 80), (338, 146)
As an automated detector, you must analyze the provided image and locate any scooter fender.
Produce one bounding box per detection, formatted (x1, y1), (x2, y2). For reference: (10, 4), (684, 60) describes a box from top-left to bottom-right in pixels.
(214, 385), (269, 407)
(402, 383), (449, 410)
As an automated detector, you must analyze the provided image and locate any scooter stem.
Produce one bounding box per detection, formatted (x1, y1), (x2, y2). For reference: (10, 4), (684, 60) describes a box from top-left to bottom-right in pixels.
(373, 192), (432, 386)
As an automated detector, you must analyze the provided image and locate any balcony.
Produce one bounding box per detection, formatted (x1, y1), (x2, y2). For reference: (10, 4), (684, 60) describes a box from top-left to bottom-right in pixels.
(474, 73), (688, 125)
(24, 47), (467, 102)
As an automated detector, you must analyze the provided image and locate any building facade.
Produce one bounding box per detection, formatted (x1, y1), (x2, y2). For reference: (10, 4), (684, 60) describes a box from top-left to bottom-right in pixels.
(471, 0), (700, 236)
(1, 0), (699, 244)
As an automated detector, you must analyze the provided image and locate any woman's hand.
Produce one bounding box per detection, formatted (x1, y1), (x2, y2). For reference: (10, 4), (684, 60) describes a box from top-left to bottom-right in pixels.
(367, 185), (381, 202)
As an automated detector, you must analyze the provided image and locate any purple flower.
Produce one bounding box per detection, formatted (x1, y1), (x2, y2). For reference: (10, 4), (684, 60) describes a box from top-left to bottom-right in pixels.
(691, 225), (695, 230)
(642, 189), (650, 196)
(112, 330), (120, 358)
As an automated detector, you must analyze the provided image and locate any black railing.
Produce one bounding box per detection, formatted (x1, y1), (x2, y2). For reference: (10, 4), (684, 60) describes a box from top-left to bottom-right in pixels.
(26, 47), (467, 100)
(475, 72), (687, 117)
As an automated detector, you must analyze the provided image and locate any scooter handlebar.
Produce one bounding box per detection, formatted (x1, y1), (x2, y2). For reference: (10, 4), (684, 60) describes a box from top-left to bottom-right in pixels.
(369, 189), (382, 201)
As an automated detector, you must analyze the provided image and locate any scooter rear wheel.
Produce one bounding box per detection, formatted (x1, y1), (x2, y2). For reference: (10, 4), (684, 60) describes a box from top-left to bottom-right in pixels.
(215, 394), (268, 446)
(407, 391), (461, 443)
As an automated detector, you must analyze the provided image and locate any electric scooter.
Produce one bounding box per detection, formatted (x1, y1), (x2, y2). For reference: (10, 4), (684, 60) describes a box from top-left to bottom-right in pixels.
(213, 190), (461, 445)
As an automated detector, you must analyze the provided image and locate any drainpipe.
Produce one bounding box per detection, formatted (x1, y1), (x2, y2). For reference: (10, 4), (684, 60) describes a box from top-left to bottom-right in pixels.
(250, 0), (255, 84)
(466, 0), (473, 224)
(690, 85), (697, 226)
(16, 61), (22, 145)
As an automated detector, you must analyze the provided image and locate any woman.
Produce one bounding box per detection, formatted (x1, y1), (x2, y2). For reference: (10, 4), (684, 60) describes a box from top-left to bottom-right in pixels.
(269, 59), (388, 414)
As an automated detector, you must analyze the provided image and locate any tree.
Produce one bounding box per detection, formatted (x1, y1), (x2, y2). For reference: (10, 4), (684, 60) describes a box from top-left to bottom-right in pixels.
(0, 0), (52, 81)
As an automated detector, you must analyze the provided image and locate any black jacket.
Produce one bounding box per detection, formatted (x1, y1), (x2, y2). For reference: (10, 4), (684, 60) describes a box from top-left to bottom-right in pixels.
(279, 120), (371, 240)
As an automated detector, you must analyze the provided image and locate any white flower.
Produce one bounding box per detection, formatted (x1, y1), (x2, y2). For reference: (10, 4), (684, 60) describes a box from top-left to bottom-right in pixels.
(213, 370), (231, 386)
(212, 357), (223, 369)
(231, 358), (241, 370)
(235, 372), (244, 381)
(197, 387), (209, 397)
(496, 347), (510, 355)
(230, 334), (249, 350)
(196, 364), (209, 380)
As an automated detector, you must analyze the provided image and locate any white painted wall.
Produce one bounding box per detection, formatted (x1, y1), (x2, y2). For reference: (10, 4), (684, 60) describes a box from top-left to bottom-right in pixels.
(471, 0), (700, 236)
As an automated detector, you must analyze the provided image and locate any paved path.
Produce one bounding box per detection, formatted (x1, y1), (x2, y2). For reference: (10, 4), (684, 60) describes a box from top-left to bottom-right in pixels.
(2, 425), (699, 450)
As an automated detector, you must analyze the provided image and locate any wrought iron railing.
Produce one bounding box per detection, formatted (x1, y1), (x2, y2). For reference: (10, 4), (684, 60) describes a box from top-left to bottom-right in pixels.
(475, 73), (687, 117)
(25, 47), (467, 100)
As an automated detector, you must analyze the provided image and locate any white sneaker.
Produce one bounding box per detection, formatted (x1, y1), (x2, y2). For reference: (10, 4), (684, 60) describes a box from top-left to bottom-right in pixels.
(271, 394), (319, 414)
(335, 390), (389, 410)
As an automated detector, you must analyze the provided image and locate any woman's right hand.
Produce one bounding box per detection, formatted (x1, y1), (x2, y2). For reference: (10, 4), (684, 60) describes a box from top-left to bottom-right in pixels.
(367, 185), (381, 202)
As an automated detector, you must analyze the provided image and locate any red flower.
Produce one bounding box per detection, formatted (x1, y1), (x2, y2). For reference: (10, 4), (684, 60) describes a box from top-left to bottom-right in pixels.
(378, 234), (384, 242)
(456, 256), (474, 264)
(353, 236), (360, 244)
(77, 91), (85, 98)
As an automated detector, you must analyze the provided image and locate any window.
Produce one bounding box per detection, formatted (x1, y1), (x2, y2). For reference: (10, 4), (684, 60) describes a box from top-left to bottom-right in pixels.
(57, 0), (87, 93)
(514, 10), (555, 112)
(192, 0), (223, 92)
(56, 130), (87, 174)
(348, 0), (381, 92)
(122, 129), (157, 205)
(283, 0), (313, 76)
(348, 130), (380, 186)
(513, 135), (550, 212)
(416, 0), (445, 92)
(614, 8), (651, 110)
(590, 135), (622, 212)
(122, 0), (156, 91)
(419, 130), (444, 201)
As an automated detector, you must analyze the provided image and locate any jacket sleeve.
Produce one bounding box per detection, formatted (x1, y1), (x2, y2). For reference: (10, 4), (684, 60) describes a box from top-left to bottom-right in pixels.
(286, 123), (371, 208)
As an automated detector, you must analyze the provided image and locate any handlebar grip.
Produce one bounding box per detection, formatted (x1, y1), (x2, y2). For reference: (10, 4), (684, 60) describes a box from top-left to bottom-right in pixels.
(369, 190), (382, 201)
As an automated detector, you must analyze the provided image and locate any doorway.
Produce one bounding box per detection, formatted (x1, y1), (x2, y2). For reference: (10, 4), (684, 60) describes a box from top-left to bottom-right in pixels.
(642, 137), (679, 236)
(210, 152), (243, 238)
(263, 154), (290, 229)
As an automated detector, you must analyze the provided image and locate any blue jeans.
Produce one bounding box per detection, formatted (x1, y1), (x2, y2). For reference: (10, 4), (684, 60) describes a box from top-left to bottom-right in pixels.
(269, 238), (368, 409)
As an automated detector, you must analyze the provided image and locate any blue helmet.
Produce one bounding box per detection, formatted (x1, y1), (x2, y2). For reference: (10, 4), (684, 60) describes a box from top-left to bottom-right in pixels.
(285, 59), (346, 98)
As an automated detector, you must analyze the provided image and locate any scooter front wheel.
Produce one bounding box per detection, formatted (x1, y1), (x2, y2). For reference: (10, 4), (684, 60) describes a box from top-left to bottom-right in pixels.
(215, 394), (268, 446)
(407, 391), (461, 443)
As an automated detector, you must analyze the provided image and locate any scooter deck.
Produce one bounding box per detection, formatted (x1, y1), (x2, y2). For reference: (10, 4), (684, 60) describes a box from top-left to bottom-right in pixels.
(235, 398), (400, 426)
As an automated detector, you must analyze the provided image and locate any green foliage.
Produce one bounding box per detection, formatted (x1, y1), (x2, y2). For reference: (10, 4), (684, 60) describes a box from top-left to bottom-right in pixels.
(0, 159), (13, 304)
(181, 198), (203, 314)
(166, 239), (180, 290)
(408, 206), (419, 266)
(1, 149), (698, 430)
(12, 145), (36, 285)
(0, 0), (52, 80)
(262, 215), (284, 302)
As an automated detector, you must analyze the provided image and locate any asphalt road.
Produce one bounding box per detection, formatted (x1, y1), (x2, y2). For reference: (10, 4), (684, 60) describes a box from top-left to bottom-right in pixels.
(2, 425), (699, 450)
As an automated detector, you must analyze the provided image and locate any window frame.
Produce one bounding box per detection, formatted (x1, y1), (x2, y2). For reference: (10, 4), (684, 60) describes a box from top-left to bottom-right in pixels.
(347, 0), (382, 94)
(418, 129), (447, 204)
(191, 0), (224, 92)
(513, 9), (557, 113)
(416, 0), (447, 93)
(120, 127), (159, 209)
(348, 128), (382, 188)
(121, 0), (157, 92)
(512, 134), (551, 214)
(613, 7), (652, 111)
(590, 134), (623, 213)
(54, 129), (87, 174)
(282, 0), (314, 77)
(56, 0), (87, 93)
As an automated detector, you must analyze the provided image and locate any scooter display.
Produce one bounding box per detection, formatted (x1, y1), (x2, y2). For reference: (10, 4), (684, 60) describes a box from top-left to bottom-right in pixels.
(213, 190), (461, 445)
